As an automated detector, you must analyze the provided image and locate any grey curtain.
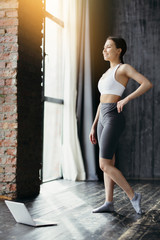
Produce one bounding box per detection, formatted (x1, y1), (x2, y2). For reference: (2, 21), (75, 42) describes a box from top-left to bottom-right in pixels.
(76, 0), (98, 181)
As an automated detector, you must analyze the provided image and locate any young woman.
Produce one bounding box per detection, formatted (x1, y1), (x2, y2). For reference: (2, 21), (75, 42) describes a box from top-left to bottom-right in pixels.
(89, 36), (153, 214)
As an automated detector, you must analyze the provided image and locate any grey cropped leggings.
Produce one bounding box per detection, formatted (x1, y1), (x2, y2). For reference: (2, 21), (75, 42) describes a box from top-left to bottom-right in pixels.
(97, 103), (125, 159)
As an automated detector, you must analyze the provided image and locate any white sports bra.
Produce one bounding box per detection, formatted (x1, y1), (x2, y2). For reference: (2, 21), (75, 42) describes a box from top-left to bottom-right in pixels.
(98, 63), (125, 96)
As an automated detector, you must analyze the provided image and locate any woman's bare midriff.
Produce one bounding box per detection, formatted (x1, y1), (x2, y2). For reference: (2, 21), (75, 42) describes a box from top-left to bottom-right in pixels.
(100, 94), (121, 103)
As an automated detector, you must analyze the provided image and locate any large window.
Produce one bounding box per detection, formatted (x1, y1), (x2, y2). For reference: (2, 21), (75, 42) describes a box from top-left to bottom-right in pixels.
(42, 0), (64, 182)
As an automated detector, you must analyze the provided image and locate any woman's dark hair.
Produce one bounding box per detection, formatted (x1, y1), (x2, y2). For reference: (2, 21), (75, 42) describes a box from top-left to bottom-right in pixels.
(107, 36), (127, 64)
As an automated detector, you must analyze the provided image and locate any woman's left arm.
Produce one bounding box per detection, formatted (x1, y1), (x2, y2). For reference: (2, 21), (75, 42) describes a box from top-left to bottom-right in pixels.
(117, 64), (153, 113)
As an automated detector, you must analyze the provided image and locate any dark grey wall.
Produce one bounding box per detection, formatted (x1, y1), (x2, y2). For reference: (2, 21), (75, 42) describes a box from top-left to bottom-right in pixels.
(112, 0), (160, 179)
(90, 0), (160, 179)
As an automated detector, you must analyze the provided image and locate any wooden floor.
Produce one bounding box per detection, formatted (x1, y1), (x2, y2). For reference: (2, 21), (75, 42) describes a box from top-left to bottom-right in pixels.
(1, 179), (160, 240)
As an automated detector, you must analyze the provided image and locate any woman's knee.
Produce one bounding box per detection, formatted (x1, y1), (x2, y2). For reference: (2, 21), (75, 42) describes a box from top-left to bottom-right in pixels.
(99, 158), (112, 173)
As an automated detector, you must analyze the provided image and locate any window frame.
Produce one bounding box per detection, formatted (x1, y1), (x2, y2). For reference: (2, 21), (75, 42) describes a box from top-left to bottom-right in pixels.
(42, 0), (64, 104)
(41, 0), (64, 182)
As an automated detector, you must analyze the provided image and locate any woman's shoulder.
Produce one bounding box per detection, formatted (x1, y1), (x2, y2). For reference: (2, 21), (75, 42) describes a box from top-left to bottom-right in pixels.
(120, 63), (132, 70)
(119, 63), (136, 75)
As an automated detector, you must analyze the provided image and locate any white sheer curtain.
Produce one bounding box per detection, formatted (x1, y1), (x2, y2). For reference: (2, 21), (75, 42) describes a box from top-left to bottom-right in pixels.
(62, 0), (86, 180)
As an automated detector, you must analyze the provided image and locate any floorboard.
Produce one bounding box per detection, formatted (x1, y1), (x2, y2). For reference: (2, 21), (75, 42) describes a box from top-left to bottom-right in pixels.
(0, 180), (160, 240)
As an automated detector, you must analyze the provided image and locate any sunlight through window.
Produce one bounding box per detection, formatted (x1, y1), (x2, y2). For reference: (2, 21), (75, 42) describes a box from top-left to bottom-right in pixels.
(42, 0), (64, 182)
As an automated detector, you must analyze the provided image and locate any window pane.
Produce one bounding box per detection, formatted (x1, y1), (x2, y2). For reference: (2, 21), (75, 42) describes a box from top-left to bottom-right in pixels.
(45, 17), (64, 99)
(46, 0), (64, 21)
(43, 101), (63, 181)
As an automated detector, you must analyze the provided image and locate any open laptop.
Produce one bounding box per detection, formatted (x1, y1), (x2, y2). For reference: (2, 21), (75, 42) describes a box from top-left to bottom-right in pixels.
(5, 200), (57, 227)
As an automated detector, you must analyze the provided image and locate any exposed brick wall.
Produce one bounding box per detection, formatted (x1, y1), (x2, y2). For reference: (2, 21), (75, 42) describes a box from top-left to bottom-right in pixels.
(0, 0), (43, 199)
(0, 0), (19, 198)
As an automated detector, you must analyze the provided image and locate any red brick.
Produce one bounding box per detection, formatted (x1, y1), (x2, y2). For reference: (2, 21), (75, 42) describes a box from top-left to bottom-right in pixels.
(6, 27), (18, 35)
(0, 87), (4, 95)
(0, 35), (18, 44)
(0, 0), (18, 9)
(10, 123), (17, 129)
(6, 148), (17, 156)
(0, 122), (7, 129)
(0, 97), (5, 105)
(0, 122), (11, 129)
(0, 139), (17, 147)
(0, 157), (7, 164)
(0, 148), (5, 155)
(4, 166), (12, 173)
(6, 10), (18, 18)
(4, 183), (14, 192)
(0, 46), (4, 52)
(5, 130), (17, 138)
(3, 184), (9, 191)
(3, 43), (18, 52)
(0, 11), (5, 18)
(5, 61), (17, 68)
(0, 29), (5, 35)
(0, 52), (18, 61)
(3, 113), (17, 121)
(3, 85), (17, 94)
(3, 86), (17, 94)
(0, 166), (4, 173)
(0, 122), (8, 129)
(10, 184), (16, 192)
(5, 157), (16, 164)
(5, 165), (16, 173)
(0, 79), (5, 85)
(4, 82), (17, 91)
(0, 18), (18, 27)
(0, 114), (4, 121)
(0, 62), (5, 68)
(4, 174), (15, 182)
(2, 104), (16, 113)
(0, 53), (10, 60)
(0, 129), (5, 138)
(0, 175), (5, 182)
(0, 184), (4, 190)
(5, 78), (17, 86)
(4, 99), (17, 105)
(0, 122), (17, 130)
(5, 95), (17, 103)
(0, 69), (17, 78)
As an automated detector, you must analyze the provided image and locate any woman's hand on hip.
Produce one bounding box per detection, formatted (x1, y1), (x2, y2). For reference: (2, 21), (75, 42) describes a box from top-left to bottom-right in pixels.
(89, 127), (97, 144)
(117, 96), (129, 113)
